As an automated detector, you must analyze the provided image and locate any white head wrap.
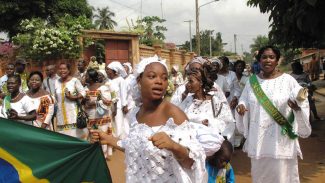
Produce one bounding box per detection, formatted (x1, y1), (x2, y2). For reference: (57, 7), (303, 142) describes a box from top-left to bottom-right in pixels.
(98, 69), (107, 79)
(130, 55), (168, 106)
(185, 57), (207, 71)
(210, 58), (223, 69)
(107, 61), (127, 78)
(123, 62), (133, 74)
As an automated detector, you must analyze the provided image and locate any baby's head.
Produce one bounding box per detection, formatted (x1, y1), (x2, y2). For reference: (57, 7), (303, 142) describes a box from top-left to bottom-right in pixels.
(207, 140), (233, 169)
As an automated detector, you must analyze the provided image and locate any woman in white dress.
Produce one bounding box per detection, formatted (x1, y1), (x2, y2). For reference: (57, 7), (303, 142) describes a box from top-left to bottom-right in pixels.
(105, 61), (128, 139)
(1, 75), (36, 125)
(236, 46), (311, 183)
(91, 56), (217, 183)
(209, 58), (230, 98)
(218, 56), (241, 110)
(179, 64), (235, 141)
(233, 60), (249, 147)
(84, 68), (116, 157)
(170, 57), (207, 106)
(55, 63), (86, 138)
(123, 62), (136, 111)
(170, 64), (184, 89)
(26, 71), (55, 130)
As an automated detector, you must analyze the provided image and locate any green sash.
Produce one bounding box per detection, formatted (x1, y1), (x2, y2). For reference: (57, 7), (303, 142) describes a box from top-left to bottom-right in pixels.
(250, 74), (298, 139)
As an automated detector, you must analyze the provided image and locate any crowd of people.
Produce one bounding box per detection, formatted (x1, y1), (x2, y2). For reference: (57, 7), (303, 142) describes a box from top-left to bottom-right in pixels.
(0, 45), (315, 183)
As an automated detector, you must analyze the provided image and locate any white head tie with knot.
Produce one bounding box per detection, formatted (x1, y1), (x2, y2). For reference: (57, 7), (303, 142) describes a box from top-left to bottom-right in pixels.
(123, 62), (133, 74)
(107, 61), (127, 78)
(210, 58), (223, 69)
(133, 55), (168, 79)
(185, 56), (208, 71)
(130, 55), (168, 106)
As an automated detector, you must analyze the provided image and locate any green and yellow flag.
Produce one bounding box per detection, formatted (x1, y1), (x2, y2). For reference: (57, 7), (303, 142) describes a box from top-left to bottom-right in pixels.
(0, 118), (112, 183)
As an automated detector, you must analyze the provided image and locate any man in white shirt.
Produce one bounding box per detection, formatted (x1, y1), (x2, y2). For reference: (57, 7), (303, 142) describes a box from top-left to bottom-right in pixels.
(42, 65), (59, 95)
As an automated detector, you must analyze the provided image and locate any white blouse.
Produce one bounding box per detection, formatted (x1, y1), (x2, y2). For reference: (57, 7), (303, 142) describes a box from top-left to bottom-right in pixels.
(109, 76), (128, 109)
(1, 95), (35, 125)
(214, 74), (230, 94)
(219, 71), (241, 102)
(55, 77), (86, 126)
(179, 93), (235, 140)
(118, 108), (207, 183)
(235, 73), (311, 159)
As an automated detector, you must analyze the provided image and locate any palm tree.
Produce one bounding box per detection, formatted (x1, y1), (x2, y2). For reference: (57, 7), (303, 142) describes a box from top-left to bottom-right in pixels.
(93, 7), (117, 30)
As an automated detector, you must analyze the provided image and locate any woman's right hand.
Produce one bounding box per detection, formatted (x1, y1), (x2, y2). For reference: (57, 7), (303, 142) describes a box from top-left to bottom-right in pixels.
(236, 104), (247, 116)
(90, 129), (116, 146)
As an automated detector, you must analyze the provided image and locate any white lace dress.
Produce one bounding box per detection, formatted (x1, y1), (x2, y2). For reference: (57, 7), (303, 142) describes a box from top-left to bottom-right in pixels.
(179, 93), (235, 141)
(118, 108), (207, 183)
(235, 73), (311, 183)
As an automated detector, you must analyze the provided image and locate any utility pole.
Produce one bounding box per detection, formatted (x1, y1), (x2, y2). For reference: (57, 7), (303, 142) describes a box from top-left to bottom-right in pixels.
(209, 31), (212, 57)
(161, 0), (164, 19)
(234, 34), (237, 55)
(184, 20), (193, 52)
(140, 0), (143, 19)
(195, 0), (200, 55)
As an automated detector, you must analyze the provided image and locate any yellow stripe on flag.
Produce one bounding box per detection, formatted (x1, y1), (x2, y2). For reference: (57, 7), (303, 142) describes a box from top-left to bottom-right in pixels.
(0, 148), (49, 183)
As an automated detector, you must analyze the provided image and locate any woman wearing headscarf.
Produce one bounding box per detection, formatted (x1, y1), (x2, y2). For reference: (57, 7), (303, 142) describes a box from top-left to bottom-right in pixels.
(209, 58), (230, 97)
(123, 62), (136, 113)
(91, 55), (224, 183)
(179, 63), (235, 141)
(106, 61), (129, 139)
(170, 64), (184, 89)
(236, 46), (311, 183)
(218, 56), (241, 110)
(170, 57), (207, 106)
(84, 68), (116, 158)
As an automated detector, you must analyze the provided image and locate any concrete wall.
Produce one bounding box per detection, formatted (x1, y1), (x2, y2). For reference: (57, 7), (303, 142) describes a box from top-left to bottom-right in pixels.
(139, 44), (195, 70)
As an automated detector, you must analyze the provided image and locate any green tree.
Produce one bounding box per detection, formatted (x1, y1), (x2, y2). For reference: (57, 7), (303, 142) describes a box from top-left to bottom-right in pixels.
(181, 31), (224, 56)
(93, 7), (117, 30)
(13, 15), (92, 60)
(134, 16), (167, 46)
(250, 35), (269, 53)
(247, 0), (325, 48)
(0, 0), (92, 38)
(243, 52), (254, 64)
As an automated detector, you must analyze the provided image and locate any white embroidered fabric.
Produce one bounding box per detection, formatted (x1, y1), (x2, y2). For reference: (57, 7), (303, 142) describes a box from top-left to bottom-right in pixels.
(118, 108), (207, 183)
(179, 94), (235, 141)
(235, 73), (311, 159)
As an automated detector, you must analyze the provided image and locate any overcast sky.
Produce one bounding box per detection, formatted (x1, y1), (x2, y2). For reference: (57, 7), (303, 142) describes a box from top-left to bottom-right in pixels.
(88, 0), (270, 55)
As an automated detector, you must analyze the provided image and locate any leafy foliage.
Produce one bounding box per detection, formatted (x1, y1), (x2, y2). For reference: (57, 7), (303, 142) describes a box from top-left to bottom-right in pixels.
(182, 31), (224, 56)
(247, 0), (325, 48)
(249, 35), (270, 53)
(134, 16), (167, 46)
(93, 7), (117, 30)
(0, 0), (92, 38)
(12, 15), (93, 60)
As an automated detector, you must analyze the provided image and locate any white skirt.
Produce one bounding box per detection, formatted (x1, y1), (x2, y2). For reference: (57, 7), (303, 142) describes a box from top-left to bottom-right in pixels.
(251, 157), (300, 183)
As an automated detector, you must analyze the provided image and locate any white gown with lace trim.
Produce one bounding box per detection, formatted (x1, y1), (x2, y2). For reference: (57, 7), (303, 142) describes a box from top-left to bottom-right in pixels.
(117, 107), (207, 183)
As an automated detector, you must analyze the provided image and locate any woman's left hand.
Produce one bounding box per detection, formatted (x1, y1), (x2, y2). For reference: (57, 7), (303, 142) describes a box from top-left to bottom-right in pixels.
(288, 99), (301, 111)
(149, 132), (176, 151)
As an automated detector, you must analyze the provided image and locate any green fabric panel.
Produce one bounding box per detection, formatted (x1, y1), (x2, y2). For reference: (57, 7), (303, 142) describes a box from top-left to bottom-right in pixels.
(0, 118), (112, 183)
